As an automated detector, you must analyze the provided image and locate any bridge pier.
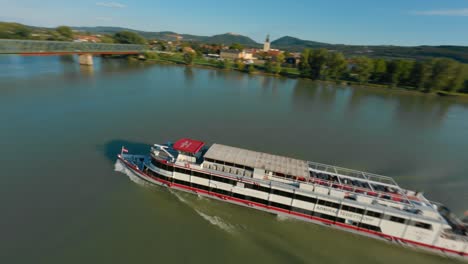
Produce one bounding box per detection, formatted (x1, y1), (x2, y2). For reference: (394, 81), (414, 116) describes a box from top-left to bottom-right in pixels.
(78, 54), (93, 66)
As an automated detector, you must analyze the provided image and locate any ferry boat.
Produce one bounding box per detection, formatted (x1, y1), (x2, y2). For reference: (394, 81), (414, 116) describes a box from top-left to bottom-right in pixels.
(117, 138), (468, 259)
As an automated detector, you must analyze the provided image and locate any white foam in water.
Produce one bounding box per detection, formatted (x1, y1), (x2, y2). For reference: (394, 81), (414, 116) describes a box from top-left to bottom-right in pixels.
(168, 188), (189, 204)
(195, 210), (235, 234)
(114, 160), (149, 187)
(276, 214), (292, 222)
(115, 160), (234, 234)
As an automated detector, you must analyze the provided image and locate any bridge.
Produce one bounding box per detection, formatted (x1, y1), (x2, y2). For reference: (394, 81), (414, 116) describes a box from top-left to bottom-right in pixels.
(0, 39), (147, 65)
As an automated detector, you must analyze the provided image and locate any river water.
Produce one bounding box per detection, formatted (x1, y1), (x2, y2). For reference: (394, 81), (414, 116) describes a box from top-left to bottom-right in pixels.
(0, 56), (467, 264)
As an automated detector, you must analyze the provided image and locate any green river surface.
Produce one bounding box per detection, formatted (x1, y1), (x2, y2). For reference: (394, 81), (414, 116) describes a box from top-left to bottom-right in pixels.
(0, 55), (467, 264)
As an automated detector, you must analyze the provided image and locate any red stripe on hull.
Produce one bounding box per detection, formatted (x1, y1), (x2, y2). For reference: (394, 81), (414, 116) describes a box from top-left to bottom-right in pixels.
(118, 156), (468, 258)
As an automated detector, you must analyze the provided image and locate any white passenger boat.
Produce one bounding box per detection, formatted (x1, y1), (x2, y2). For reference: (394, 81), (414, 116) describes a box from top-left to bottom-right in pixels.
(117, 138), (468, 259)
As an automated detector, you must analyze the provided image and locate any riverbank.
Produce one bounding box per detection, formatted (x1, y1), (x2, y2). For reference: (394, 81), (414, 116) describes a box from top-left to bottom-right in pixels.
(131, 55), (468, 100)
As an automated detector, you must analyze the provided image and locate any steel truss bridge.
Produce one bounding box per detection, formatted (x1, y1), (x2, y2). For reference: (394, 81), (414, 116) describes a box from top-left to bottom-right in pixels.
(0, 39), (147, 55)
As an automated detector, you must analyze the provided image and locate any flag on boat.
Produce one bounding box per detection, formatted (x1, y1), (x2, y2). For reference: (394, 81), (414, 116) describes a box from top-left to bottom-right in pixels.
(121, 146), (129, 153)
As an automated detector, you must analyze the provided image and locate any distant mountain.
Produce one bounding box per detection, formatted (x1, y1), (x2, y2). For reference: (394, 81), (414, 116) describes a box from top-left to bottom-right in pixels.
(72, 27), (259, 46)
(271, 36), (468, 63)
(2, 22), (468, 63)
(272, 36), (329, 49)
(72, 26), (184, 41)
(205, 33), (259, 46)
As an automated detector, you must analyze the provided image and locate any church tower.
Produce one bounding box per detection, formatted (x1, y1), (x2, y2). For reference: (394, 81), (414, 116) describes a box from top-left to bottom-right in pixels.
(263, 34), (271, 52)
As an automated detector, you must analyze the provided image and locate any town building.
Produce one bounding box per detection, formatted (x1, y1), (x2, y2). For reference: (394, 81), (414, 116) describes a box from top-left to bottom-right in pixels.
(73, 35), (101, 43)
(220, 49), (253, 60)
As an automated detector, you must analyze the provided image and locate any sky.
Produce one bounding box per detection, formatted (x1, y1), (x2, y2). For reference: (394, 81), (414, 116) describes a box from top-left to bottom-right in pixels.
(1, 0), (468, 46)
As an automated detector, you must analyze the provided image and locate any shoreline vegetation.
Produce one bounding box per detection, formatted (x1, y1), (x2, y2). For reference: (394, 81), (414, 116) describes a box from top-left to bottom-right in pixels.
(136, 52), (468, 99)
(2, 22), (468, 98)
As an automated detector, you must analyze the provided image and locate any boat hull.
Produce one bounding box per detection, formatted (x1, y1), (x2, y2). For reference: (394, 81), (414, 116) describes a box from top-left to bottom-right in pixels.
(117, 154), (467, 260)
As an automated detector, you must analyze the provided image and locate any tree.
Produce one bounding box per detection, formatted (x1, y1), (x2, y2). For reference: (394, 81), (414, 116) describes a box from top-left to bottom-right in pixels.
(15, 25), (31, 39)
(113, 31), (147, 44)
(426, 58), (459, 92)
(100, 35), (115, 43)
(272, 62), (282, 75)
(461, 80), (468, 93)
(218, 59), (231, 69)
(371, 59), (387, 83)
(56, 26), (73, 39)
(235, 60), (245, 71)
(384, 60), (413, 87)
(408, 60), (432, 90)
(445, 63), (466, 92)
(229, 43), (244, 51)
(309, 48), (329, 79)
(247, 64), (255, 74)
(275, 53), (285, 64)
(264, 60), (273, 73)
(299, 49), (312, 77)
(183, 52), (195, 65)
(144, 52), (159, 60)
(326, 52), (347, 81)
(352, 57), (374, 84)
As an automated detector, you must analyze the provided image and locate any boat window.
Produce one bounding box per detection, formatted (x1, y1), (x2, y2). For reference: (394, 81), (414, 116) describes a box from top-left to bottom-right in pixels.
(341, 205), (365, 215)
(244, 183), (271, 193)
(248, 196), (268, 205)
(151, 158), (160, 167)
(175, 167), (190, 174)
(292, 206), (313, 216)
(174, 179), (190, 186)
(212, 188), (231, 196)
(270, 201), (291, 211)
(317, 199), (341, 209)
(192, 171), (211, 180)
(295, 194), (317, 204)
(271, 188), (294, 198)
(211, 175), (237, 185)
(365, 210), (382, 218)
(313, 212), (338, 222)
(385, 215), (407, 224)
(411, 221), (432, 230)
(164, 164), (174, 171)
(233, 193), (246, 200)
(358, 223), (382, 232)
(191, 183), (210, 191)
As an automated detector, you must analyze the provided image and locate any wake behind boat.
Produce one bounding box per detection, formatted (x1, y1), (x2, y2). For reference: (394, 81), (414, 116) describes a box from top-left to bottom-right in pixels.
(117, 138), (468, 259)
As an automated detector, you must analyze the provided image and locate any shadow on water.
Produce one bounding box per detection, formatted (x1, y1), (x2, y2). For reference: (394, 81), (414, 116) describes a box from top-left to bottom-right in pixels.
(98, 139), (152, 163)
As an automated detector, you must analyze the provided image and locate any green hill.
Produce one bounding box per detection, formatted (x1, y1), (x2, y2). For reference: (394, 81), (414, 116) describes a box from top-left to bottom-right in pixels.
(271, 36), (468, 63)
(204, 33), (259, 46)
(72, 27), (258, 45)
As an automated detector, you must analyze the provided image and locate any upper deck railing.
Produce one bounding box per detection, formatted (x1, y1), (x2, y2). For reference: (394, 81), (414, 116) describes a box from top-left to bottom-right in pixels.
(308, 161), (398, 186)
(0, 39), (147, 54)
(307, 161), (420, 207)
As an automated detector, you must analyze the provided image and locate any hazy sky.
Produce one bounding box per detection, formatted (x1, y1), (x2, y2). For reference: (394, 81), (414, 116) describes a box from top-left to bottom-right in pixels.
(1, 0), (468, 46)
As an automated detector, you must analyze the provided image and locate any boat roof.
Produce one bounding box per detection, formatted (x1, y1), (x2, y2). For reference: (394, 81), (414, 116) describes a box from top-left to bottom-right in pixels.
(204, 144), (310, 178)
(173, 138), (205, 154)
